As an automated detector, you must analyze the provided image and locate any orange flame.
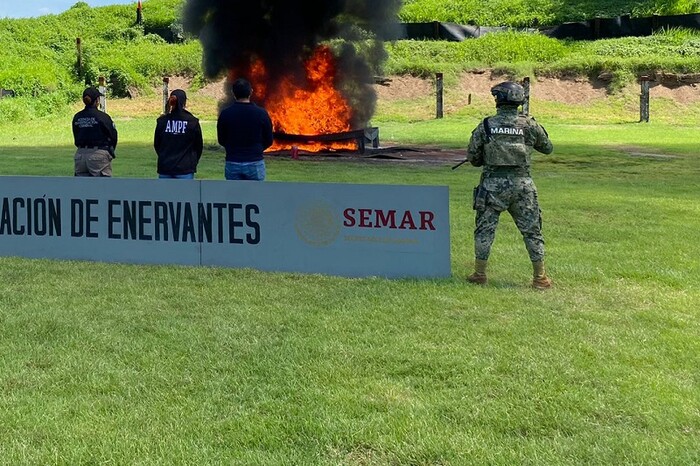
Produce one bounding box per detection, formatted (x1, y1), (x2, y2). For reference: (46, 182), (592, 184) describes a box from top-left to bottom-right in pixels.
(229, 46), (357, 153)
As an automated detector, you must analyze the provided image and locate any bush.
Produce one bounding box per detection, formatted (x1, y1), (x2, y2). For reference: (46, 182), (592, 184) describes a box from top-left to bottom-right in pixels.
(385, 32), (569, 75)
(0, 0), (196, 121)
(0, 98), (33, 122)
(399, 0), (700, 27)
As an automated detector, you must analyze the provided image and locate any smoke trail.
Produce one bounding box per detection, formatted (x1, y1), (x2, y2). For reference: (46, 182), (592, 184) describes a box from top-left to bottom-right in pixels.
(182, 0), (402, 129)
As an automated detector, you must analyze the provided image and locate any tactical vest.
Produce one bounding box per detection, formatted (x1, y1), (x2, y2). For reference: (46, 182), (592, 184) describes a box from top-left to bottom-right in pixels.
(483, 116), (532, 168)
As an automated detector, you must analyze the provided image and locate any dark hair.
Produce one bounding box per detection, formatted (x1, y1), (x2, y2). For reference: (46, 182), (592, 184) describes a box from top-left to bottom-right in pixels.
(168, 94), (179, 113)
(82, 87), (102, 107)
(232, 78), (252, 99)
(167, 89), (187, 113)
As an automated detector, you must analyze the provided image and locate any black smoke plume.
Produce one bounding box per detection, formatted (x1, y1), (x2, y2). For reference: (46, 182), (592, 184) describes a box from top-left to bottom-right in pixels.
(183, 0), (402, 129)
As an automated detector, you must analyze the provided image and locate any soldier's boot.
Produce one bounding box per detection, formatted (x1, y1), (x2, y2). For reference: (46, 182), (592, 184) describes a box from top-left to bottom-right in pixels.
(467, 259), (488, 285)
(532, 260), (552, 290)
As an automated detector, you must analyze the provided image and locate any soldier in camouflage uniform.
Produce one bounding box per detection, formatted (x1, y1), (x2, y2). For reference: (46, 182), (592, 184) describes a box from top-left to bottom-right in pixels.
(465, 81), (554, 289)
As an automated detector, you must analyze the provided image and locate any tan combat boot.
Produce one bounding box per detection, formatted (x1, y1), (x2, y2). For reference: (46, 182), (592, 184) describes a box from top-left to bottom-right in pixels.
(532, 260), (552, 289)
(467, 259), (488, 285)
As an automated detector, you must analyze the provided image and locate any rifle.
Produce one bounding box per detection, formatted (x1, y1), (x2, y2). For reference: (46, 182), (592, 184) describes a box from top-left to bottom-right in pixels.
(451, 159), (469, 170)
(453, 117), (492, 170)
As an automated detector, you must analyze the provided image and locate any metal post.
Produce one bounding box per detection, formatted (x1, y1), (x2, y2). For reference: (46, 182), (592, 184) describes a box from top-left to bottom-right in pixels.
(162, 77), (170, 114)
(640, 76), (650, 123)
(98, 76), (106, 112)
(436, 72), (444, 119)
(522, 77), (531, 116)
(364, 127), (380, 149)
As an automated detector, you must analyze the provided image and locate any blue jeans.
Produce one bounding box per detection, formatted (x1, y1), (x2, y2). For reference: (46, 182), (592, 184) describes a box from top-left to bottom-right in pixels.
(225, 160), (266, 181)
(159, 173), (195, 179)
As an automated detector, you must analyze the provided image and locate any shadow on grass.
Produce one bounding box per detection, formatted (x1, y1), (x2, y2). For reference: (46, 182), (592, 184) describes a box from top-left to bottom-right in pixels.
(0, 141), (697, 182)
(538, 142), (698, 177)
(0, 143), (227, 179)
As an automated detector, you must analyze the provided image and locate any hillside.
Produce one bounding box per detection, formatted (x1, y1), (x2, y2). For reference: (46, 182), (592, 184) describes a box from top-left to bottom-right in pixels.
(1, 0), (700, 122)
(399, 0), (700, 26)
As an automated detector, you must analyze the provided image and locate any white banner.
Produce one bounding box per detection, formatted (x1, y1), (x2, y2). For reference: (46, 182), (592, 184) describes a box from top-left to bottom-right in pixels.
(0, 176), (450, 278)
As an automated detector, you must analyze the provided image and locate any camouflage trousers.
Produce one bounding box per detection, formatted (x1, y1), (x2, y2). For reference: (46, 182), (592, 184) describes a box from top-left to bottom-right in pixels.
(473, 176), (545, 262)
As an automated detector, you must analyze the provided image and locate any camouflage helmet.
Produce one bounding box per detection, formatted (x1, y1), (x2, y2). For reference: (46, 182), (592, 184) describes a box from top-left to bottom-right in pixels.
(491, 81), (525, 106)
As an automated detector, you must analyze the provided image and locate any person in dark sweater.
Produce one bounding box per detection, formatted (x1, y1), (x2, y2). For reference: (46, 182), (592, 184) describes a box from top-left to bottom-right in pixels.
(154, 89), (203, 179)
(72, 87), (118, 177)
(217, 78), (273, 181)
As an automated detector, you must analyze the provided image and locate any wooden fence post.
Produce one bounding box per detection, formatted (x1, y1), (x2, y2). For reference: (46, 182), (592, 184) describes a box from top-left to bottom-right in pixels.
(76, 38), (82, 80)
(436, 72), (444, 119)
(162, 77), (170, 114)
(640, 76), (650, 123)
(98, 76), (107, 112)
(136, 0), (143, 25)
(522, 76), (531, 116)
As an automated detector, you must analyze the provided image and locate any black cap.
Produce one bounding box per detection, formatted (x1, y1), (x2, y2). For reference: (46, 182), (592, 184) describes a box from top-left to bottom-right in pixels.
(169, 89), (187, 112)
(83, 87), (103, 102)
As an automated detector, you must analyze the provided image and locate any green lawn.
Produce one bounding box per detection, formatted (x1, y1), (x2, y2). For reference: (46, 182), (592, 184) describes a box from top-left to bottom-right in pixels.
(0, 98), (699, 464)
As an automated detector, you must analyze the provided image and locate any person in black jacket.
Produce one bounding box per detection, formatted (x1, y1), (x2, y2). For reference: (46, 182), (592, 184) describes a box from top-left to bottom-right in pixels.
(217, 78), (273, 181)
(72, 87), (118, 177)
(154, 89), (203, 179)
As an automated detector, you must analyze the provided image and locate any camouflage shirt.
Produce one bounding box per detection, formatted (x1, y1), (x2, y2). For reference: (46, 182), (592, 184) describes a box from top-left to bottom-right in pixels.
(467, 106), (553, 175)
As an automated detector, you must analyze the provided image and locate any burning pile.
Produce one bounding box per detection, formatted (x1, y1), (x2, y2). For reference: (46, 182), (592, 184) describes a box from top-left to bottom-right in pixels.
(183, 0), (401, 152)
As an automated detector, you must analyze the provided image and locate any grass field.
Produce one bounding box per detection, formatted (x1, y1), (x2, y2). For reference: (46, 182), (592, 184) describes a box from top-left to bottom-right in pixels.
(0, 91), (699, 464)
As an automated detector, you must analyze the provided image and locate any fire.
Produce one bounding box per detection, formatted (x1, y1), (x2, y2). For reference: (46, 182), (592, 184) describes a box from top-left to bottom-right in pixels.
(229, 46), (357, 152)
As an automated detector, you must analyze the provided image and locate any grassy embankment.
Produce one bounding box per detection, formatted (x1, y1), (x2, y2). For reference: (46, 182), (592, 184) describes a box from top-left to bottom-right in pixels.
(2, 0), (700, 122)
(401, 0), (700, 26)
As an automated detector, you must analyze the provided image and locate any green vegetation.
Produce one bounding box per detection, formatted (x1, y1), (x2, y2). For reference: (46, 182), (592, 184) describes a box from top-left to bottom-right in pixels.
(0, 0), (197, 119)
(400, 0), (700, 26)
(1, 93), (699, 464)
(386, 27), (700, 86)
(1, 1), (699, 465)
(2, 0), (700, 123)
(1, 0), (699, 461)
